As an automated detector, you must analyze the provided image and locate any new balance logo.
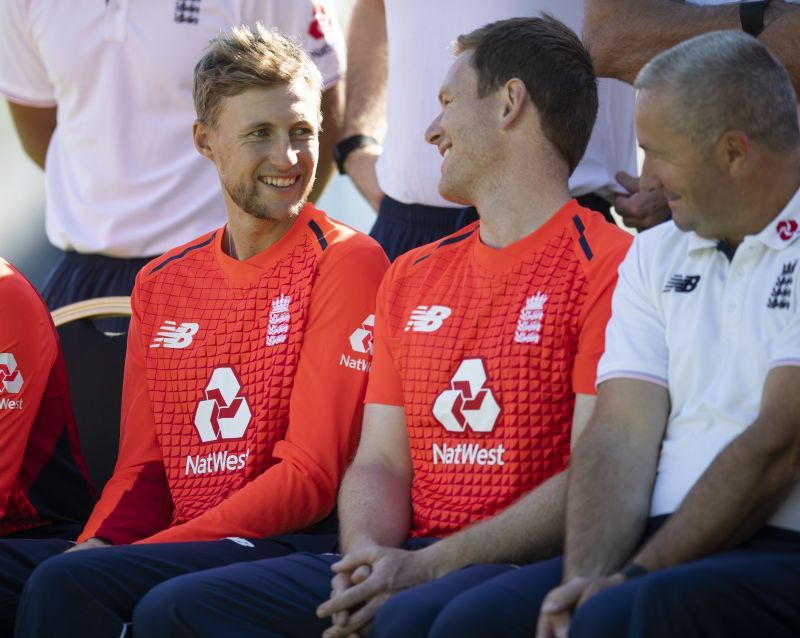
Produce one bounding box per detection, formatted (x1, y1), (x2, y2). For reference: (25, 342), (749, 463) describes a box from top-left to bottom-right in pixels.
(150, 321), (199, 349)
(193, 367), (252, 443)
(433, 359), (500, 433)
(405, 306), (452, 333)
(267, 294), (292, 346)
(663, 275), (701, 293)
(515, 292), (547, 344)
(0, 353), (23, 394)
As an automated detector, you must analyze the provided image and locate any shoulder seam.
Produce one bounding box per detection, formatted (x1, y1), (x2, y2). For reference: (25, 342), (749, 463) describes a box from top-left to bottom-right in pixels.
(147, 232), (217, 276)
(572, 215), (594, 261)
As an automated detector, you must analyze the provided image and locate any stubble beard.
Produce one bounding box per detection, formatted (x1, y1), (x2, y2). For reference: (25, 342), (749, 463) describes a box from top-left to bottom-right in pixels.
(225, 174), (316, 221)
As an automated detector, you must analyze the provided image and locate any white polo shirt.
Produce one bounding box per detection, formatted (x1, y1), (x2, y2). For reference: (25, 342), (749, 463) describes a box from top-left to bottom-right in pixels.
(598, 187), (800, 532)
(0, 0), (344, 257)
(378, 0), (638, 208)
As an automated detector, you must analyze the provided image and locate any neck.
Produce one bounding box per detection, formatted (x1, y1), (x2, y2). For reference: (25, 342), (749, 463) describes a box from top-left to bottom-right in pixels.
(721, 152), (800, 247)
(224, 208), (299, 261)
(475, 175), (571, 249)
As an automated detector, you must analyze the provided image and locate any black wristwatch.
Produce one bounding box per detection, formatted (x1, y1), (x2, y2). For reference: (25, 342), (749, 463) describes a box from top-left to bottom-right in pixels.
(334, 135), (380, 174)
(740, 0), (771, 37)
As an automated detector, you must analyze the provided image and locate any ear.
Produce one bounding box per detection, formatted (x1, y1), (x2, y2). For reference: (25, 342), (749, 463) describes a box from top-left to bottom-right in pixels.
(499, 78), (528, 130)
(193, 120), (215, 161)
(713, 129), (750, 178)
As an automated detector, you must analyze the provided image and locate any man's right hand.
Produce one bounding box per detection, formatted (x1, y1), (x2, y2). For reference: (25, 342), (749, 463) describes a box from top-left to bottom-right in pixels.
(343, 146), (384, 212)
(64, 537), (112, 553)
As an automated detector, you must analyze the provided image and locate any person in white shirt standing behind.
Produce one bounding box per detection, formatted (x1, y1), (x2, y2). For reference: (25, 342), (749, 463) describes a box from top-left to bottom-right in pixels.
(0, 1), (345, 329)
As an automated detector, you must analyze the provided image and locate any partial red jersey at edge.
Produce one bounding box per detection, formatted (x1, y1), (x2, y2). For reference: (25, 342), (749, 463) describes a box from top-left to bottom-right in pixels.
(366, 200), (632, 538)
(0, 259), (95, 537)
(79, 204), (388, 544)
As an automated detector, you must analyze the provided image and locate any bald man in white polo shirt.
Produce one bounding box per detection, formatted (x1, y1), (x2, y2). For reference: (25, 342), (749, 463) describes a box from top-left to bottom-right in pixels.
(0, 1), (344, 327)
(420, 30), (800, 638)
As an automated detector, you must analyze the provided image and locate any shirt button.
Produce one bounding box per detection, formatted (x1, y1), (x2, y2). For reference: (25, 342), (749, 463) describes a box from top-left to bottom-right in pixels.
(727, 302), (737, 312)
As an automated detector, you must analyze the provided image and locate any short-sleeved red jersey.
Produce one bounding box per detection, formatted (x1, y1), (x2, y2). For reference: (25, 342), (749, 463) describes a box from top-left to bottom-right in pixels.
(0, 259), (95, 537)
(79, 204), (388, 544)
(366, 201), (632, 538)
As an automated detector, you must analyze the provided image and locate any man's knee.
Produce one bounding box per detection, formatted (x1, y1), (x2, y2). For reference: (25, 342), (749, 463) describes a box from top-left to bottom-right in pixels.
(570, 580), (640, 638)
(133, 576), (200, 638)
(372, 589), (437, 638)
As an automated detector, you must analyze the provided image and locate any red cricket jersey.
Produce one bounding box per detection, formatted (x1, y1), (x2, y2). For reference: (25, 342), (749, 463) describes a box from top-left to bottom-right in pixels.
(0, 259), (95, 537)
(366, 201), (632, 537)
(80, 204), (388, 544)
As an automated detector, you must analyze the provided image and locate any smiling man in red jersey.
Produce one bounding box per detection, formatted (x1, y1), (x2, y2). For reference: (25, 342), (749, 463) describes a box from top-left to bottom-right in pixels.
(101, 17), (633, 638)
(0, 24), (387, 638)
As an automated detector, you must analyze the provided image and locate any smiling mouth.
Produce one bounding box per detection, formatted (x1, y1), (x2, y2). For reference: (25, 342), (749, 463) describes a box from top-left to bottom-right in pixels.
(259, 176), (299, 188)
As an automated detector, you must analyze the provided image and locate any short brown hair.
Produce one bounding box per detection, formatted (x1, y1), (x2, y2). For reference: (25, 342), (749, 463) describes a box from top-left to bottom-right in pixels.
(455, 16), (597, 175)
(193, 23), (323, 127)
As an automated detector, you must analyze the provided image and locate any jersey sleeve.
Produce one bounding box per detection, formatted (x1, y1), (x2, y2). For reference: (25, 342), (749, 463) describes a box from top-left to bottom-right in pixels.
(0, 2), (56, 106)
(0, 269), (56, 517)
(77, 282), (174, 544)
(572, 226), (633, 394)
(138, 239), (389, 544)
(245, 0), (345, 89)
(596, 235), (670, 388)
(364, 262), (404, 406)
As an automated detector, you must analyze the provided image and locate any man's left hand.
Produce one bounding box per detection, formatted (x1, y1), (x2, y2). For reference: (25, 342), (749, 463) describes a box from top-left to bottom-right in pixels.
(613, 171), (671, 231)
(317, 545), (437, 638)
(535, 574), (623, 638)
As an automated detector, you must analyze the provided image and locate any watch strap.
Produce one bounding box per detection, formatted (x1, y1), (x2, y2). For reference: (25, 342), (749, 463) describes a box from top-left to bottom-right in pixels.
(334, 134), (380, 174)
(740, 0), (771, 37)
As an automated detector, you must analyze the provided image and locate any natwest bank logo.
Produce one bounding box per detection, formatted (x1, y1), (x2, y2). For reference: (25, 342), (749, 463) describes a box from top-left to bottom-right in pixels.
(431, 359), (505, 467)
(193, 367), (252, 443)
(0, 353), (23, 394)
(309, 2), (332, 40)
(340, 315), (374, 372)
(433, 359), (500, 433)
(777, 220), (798, 241)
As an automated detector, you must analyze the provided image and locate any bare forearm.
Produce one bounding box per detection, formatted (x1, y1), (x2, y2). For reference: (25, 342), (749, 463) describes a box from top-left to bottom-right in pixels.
(342, 0), (387, 139)
(7, 101), (56, 169)
(421, 471), (566, 578)
(311, 83), (344, 202)
(634, 426), (799, 571)
(564, 421), (657, 580)
(584, 0), (739, 84)
(338, 462), (410, 554)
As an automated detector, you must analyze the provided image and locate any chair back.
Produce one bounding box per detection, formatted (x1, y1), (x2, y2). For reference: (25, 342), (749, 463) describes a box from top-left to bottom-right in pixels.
(52, 297), (131, 492)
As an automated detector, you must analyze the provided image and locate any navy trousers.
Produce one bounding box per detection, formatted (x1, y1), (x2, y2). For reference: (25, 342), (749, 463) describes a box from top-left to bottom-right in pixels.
(369, 195), (479, 262)
(426, 528), (800, 638)
(3, 534), (336, 638)
(128, 538), (441, 638)
(42, 251), (156, 332)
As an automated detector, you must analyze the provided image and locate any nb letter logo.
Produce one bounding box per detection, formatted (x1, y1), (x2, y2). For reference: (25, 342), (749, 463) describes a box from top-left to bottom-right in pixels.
(405, 306), (452, 333)
(663, 275), (701, 293)
(433, 359), (500, 433)
(0, 353), (23, 394)
(193, 367), (252, 443)
(150, 321), (199, 349)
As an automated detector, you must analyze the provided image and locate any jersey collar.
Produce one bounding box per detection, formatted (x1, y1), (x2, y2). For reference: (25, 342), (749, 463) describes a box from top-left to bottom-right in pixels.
(686, 185), (800, 257)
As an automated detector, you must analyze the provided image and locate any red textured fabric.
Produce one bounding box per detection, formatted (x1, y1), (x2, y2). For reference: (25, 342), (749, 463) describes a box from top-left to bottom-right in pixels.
(0, 259), (94, 537)
(366, 201), (632, 537)
(81, 204), (388, 544)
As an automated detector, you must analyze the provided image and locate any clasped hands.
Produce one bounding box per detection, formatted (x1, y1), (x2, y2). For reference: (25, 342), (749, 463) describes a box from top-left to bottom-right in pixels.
(316, 545), (436, 638)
